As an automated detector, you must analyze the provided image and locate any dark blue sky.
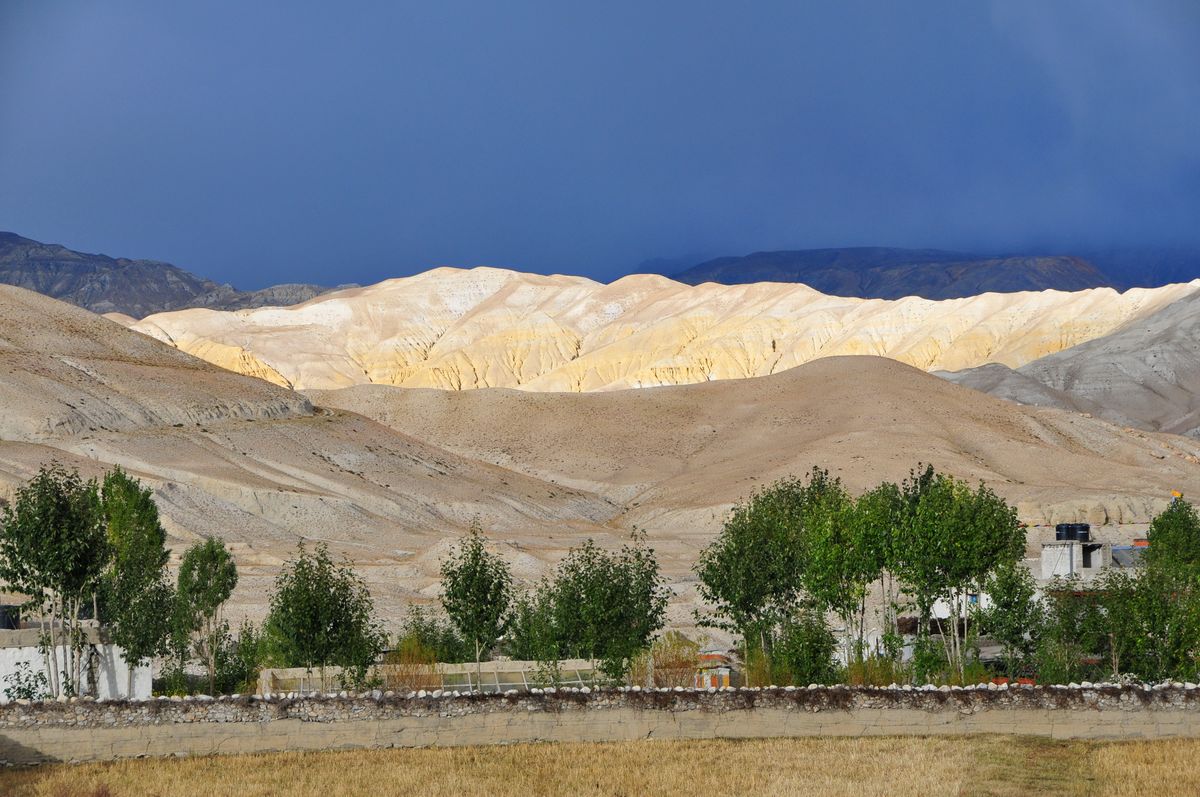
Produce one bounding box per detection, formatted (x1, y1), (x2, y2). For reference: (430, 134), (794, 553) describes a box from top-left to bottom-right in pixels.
(1, 1), (1197, 288)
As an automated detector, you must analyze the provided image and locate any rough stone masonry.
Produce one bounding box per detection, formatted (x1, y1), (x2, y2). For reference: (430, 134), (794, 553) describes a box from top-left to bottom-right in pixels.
(2, 682), (1200, 765)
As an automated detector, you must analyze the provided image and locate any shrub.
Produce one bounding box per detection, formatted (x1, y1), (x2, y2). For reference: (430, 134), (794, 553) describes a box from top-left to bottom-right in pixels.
(264, 542), (385, 685)
(771, 610), (839, 686)
(397, 605), (473, 663)
(628, 631), (700, 688)
(381, 636), (442, 692)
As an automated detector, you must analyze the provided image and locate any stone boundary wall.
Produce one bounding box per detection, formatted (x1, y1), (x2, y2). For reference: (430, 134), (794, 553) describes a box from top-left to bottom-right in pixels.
(4, 683), (1200, 765)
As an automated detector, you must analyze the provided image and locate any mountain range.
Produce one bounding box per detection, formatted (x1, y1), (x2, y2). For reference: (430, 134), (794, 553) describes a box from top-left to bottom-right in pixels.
(6, 231), (1200, 317)
(669, 248), (1110, 298)
(122, 267), (1198, 391)
(2, 282), (1198, 624)
(0, 232), (346, 317)
(8, 231), (1200, 319)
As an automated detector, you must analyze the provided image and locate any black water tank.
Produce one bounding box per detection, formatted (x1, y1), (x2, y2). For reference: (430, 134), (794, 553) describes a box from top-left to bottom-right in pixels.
(1055, 523), (1091, 542)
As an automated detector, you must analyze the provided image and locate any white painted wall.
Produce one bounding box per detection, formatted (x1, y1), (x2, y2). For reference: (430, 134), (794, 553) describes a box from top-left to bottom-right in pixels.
(0, 643), (151, 702)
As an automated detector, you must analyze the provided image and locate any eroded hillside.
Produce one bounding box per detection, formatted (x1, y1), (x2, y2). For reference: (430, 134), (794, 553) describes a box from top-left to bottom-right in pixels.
(125, 268), (1200, 392)
(6, 286), (1200, 628)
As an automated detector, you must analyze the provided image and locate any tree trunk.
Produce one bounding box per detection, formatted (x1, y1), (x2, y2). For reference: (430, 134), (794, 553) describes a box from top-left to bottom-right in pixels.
(72, 598), (83, 696)
(474, 639), (482, 693)
(59, 600), (71, 697)
(207, 618), (217, 695)
(47, 600), (61, 698)
(933, 613), (953, 678)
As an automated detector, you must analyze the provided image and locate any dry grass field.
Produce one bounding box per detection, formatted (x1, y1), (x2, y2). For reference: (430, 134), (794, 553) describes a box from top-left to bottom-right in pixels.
(3, 735), (1200, 797)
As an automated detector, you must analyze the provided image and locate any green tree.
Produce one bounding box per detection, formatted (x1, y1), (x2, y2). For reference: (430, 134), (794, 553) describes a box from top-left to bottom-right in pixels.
(796, 468), (880, 665)
(265, 542), (384, 685)
(1036, 575), (1107, 684)
(98, 468), (173, 695)
(856, 481), (906, 659)
(976, 562), (1042, 678)
(695, 477), (809, 666)
(1094, 568), (1149, 680)
(0, 464), (108, 697)
(439, 521), (514, 688)
(1144, 496), (1200, 573)
(893, 467), (1024, 679)
(550, 532), (668, 680)
(216, 619), (264, 694)
(504, 585), (560, 662)
(175, 537), (238, 694)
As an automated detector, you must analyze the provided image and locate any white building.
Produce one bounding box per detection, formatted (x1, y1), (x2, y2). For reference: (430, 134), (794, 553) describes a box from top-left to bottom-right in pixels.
(0, 627), (151, 703)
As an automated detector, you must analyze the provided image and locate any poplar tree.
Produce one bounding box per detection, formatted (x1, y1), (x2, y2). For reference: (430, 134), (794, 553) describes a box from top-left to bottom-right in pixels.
(892, 468), (1024, 679)
(0, 464), (108, 697)
(265, 542), (384, 685)
(440, 521), (513, 689)
(550, 532), (668, 680)
(99, 468), (173, 695)
(175, 537), (238, 695)
(695, 477), (809, 660)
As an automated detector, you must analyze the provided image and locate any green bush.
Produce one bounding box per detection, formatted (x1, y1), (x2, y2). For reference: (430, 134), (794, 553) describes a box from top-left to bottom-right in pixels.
(771, 610), (839, 686)
(396, 606), (473, 664)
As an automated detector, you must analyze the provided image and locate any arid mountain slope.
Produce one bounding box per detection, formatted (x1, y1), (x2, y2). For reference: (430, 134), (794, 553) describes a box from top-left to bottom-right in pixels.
(0, 232), (341, 316)
(127, 267), (1200, 392)
(0, 286), (616, 621)
(6, 286), (1200, 627)
(941, 293), (1200, 437)
(309, 355), (1200, 531)
(670, 248), (1109, 298)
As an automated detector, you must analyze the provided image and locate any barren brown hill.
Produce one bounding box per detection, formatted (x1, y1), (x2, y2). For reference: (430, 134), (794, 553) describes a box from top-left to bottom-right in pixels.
(309, 355), (1200, 533)
(0, 285), (618, 622)
(6, 284), (1200, 629)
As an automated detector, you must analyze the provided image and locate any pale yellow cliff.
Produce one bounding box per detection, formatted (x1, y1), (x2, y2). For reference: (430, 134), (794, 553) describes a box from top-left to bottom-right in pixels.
(129, 267), (1200, 392)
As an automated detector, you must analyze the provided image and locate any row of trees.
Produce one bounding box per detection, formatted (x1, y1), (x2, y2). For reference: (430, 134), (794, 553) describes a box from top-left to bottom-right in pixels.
(0, 464), (670, 696)
(437, 522), (669, 682)
(696, 465), (1026, 684)
(0, 464), (217, 698)
(979, 498), (1200, 684)
(697, 464), (1200, 686)
(14, 460), (1197, 693)
(0, 464), (387, 697)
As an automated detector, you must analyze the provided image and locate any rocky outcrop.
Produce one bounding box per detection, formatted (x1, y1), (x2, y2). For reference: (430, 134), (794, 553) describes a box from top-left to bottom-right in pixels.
(130, 266), (1200, 392)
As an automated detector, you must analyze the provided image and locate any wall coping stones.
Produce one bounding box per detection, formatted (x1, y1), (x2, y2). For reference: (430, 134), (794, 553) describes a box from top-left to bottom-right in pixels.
(2, 684), (1200, 731)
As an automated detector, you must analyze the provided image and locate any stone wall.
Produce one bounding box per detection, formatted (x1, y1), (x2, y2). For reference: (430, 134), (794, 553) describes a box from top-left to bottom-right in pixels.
(3, 683), (1200, 765)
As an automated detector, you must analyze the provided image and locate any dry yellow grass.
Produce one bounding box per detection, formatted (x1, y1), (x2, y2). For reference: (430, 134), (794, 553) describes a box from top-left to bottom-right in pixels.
(3, 734), (1194, 797)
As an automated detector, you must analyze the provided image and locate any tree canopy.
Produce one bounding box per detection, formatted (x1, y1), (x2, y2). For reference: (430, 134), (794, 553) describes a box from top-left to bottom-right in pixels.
(440, 520), (513, 683)
(265, 542), (384, 681)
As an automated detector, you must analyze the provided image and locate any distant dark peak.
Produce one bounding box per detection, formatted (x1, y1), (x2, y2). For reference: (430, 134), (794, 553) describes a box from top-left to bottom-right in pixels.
(668, 247), (1111, 299)
(0, 231), (37, 246)
(0, 232), (337, 317)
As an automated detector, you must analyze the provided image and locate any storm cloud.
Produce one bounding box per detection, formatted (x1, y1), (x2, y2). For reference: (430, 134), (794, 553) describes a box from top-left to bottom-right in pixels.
(0, 0), (1196, 286)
